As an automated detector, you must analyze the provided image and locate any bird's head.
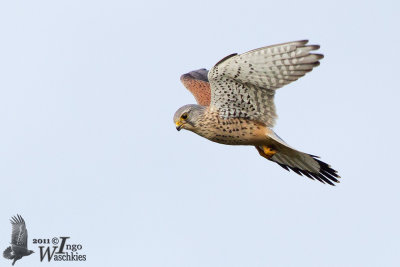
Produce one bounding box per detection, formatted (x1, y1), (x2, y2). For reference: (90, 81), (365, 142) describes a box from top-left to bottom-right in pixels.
(28, 250), (34, 255)
(173, 104), (205, 132)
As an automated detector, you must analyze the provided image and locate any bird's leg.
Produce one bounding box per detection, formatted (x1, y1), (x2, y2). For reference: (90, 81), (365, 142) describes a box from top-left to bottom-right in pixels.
(255, 145), (277, 159)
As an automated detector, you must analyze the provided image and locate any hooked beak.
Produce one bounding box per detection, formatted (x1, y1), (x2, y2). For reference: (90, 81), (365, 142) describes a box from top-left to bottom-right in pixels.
(175, 121), (184, 131)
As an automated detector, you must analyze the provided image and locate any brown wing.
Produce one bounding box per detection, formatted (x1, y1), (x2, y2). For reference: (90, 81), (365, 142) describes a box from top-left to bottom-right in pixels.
(180, 69), (211, 106)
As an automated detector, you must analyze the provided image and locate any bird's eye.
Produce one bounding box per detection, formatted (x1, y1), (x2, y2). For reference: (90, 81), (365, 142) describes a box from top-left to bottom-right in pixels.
(181, 113), (188, 120)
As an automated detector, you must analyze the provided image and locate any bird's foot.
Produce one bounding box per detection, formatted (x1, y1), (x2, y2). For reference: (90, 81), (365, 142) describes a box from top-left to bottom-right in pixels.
(256, 145), (277, 159)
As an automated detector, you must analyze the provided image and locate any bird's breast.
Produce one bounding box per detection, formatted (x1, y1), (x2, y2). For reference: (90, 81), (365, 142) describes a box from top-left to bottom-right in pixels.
(194, 112), (269, 145)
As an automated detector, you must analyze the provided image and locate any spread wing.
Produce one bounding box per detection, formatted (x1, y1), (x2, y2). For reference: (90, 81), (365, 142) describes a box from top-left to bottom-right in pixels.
(180, 69), (211, 106)
(208, 40), (323, 127)
(10, 215), (28, 248)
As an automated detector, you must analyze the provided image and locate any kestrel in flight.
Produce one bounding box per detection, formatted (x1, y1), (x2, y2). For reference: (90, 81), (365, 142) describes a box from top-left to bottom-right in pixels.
(173, 40), (340, 185)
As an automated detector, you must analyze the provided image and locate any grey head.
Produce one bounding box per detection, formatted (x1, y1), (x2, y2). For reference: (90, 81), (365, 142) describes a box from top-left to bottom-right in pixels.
(173, 104), (206, 132)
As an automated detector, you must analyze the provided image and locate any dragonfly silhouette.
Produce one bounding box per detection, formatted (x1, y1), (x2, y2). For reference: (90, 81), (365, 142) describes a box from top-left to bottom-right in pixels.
(3, 215), (34, 265)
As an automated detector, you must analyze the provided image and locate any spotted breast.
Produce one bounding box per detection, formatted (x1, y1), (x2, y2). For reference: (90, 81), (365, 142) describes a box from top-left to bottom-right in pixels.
(194, 110), (270, 145)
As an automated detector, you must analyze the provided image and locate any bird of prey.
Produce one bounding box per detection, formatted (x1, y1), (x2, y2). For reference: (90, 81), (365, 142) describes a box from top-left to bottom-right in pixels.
(3, 215), (34, 265)
(173, 40), (340, 185)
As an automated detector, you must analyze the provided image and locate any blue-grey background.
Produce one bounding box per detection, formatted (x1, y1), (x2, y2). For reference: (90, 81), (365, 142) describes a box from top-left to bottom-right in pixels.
(0, 0), (399, 266)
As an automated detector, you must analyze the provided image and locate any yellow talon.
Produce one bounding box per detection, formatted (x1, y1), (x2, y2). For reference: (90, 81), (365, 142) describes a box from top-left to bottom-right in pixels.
(256, 145), (276, 159)
(262, 146), (276, 157)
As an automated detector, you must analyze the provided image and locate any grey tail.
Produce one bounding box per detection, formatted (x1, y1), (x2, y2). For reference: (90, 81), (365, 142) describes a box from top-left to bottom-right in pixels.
(3, 246), (13, 259)
(257, 130), (340, 185)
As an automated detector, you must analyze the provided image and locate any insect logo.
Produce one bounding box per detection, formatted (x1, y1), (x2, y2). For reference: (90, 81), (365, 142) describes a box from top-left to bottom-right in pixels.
(2, 215), (34, 266)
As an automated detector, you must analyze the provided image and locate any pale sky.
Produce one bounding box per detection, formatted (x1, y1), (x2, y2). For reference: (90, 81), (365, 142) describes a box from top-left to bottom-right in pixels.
(0, 0), (399, 266)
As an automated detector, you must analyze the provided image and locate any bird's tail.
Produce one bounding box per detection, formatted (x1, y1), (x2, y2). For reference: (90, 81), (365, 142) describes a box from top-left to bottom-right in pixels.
(3, 246), (14, 259)
(256, 131), (340, 185)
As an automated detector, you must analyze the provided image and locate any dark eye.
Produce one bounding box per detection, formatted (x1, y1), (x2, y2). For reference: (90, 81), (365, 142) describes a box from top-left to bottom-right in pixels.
(181, 113), (188, 120)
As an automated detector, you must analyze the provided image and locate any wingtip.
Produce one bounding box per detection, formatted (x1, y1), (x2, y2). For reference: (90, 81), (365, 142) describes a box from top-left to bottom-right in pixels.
(297, 39), (309, 45)
(180, 69), (209, 83)
(10, 214), (25, 224)
(307, 44), (321, 50)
